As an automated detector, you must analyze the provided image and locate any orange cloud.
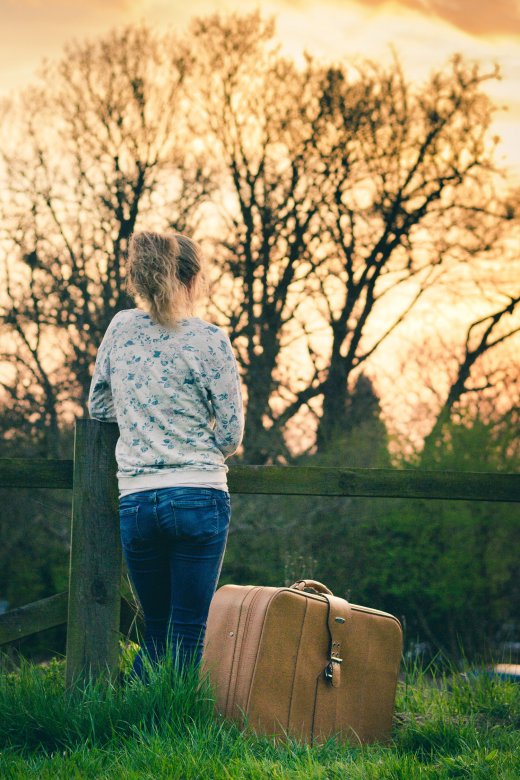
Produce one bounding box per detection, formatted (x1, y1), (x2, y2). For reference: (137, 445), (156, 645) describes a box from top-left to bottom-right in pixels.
(353, 0), (520, 37)
(3, 0), (134, 8)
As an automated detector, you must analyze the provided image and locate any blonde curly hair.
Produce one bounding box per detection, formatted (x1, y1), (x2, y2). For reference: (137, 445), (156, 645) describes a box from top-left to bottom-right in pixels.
(126, 231), (207, 327)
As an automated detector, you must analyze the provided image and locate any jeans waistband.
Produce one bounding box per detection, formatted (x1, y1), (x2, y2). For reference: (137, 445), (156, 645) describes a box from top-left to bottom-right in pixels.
(119, 486), (229, 504)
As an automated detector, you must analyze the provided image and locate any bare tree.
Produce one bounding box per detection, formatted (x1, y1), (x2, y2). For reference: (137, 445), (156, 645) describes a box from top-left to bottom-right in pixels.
(1, 14), (516, 467)
(422, 294), (520, 455)
(187, 12), (334, 462)
(0, 25), (210, 455)
(274, 55), (513, 450)
(187, 17), (515, 459)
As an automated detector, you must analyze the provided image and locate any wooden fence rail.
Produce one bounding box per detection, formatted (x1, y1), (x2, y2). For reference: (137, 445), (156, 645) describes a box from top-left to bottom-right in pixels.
(1, 418), (519, 686)
(2, 459), (520, 503)
(0, 593), (68, 646)
(0, 592), (140, 647)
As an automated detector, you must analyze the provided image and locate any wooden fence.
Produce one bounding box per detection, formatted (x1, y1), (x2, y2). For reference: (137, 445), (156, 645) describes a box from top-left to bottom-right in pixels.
(1, 418), (519, 686)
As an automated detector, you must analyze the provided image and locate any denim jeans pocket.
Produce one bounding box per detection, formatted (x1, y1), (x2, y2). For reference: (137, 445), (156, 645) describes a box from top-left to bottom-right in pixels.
(169, 497), (219, 541)
(119, 505), (144, 550)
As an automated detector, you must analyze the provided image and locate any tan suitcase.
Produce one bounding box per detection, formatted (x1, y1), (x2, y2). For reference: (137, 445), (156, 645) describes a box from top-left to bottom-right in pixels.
(201, 579), (402, 745)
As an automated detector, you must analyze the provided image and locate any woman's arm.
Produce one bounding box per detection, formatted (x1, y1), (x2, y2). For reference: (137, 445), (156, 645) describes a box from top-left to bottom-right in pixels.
(87, 316), (120, 423)
(206, 331), (245, 457)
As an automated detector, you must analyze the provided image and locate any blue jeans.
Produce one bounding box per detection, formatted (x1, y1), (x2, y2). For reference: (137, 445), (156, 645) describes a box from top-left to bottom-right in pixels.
(118, 487), (231, 679)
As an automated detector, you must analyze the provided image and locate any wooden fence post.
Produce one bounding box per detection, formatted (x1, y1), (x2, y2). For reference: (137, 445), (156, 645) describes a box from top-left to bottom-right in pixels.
(65, 418), (121, 687)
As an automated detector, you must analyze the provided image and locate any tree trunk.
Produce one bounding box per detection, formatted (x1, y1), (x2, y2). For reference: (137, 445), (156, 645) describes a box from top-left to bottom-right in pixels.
(316, 352), (350, 452)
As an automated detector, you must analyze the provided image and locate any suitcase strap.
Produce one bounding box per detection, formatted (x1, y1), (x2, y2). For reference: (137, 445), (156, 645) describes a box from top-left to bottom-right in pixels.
(322, 594), (352, 688)
(291, 581), (352, 689)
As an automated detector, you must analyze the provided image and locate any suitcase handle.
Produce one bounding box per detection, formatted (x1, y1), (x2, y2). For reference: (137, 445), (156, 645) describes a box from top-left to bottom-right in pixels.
(291, 579), (333, 596)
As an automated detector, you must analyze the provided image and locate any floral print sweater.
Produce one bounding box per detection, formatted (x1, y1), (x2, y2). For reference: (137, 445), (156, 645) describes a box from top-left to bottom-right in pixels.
(87, 309), (244, 490)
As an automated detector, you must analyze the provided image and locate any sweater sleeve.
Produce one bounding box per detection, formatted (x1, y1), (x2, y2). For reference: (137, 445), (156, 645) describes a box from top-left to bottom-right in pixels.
(87, 316), (120, 423)
(206, 331), (245, 457)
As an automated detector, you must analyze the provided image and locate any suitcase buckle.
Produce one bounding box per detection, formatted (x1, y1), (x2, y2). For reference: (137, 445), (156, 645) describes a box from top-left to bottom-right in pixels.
(325, 656), (343, 682)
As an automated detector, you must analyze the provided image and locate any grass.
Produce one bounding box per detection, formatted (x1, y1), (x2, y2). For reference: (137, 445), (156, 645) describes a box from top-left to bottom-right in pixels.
(0, 644), (519, 779)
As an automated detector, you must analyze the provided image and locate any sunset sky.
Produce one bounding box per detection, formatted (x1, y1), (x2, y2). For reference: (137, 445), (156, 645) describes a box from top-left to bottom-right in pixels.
(1, 0), (519, 449)
(1, 0), (520, 180)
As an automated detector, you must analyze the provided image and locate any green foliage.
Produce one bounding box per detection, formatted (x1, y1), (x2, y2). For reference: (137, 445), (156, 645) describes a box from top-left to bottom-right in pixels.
(0, 484), (71, 662)
(0, 655), (518, 778)
(419, 411), (520, 474)
(1, 397), (517, 665)
(224, 410), (519, 660)
(315, 375), (392, 467)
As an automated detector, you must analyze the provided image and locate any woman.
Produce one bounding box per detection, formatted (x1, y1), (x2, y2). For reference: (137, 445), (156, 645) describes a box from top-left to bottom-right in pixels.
(87, 231), (244, 680)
